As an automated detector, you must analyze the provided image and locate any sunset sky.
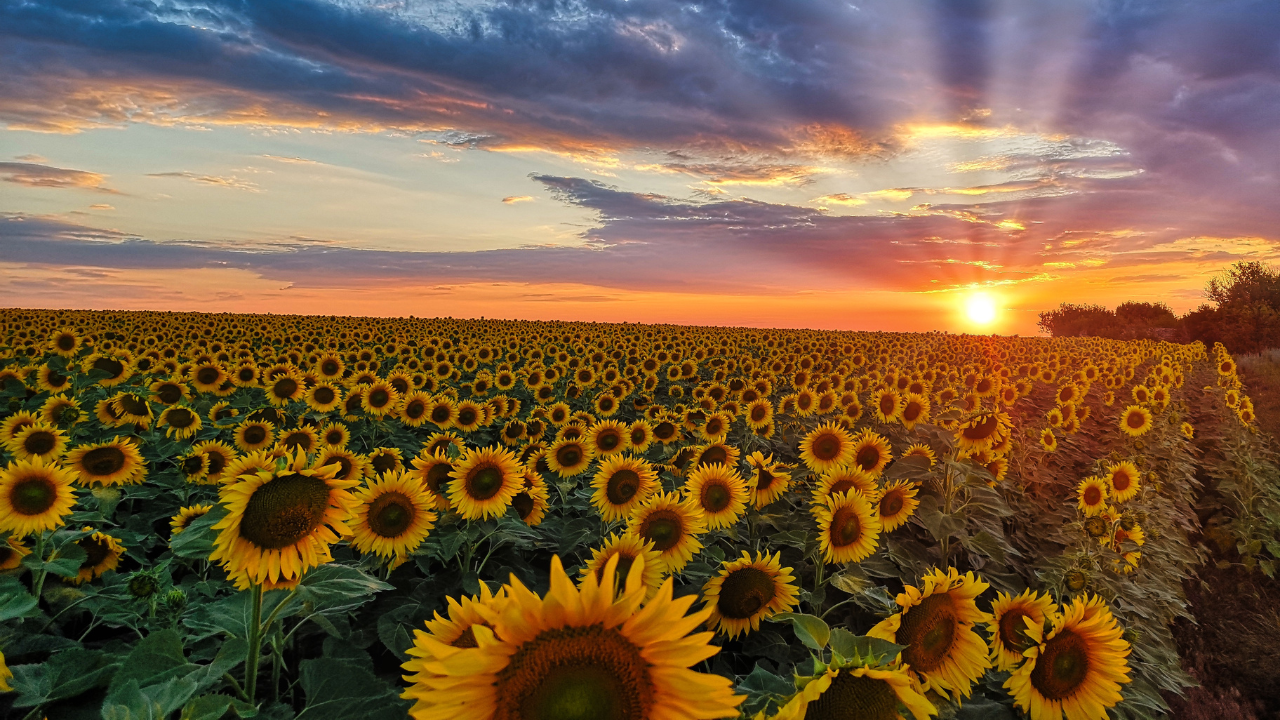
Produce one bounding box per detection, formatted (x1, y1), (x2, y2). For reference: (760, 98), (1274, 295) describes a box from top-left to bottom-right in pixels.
(2, 0), (1278, 334)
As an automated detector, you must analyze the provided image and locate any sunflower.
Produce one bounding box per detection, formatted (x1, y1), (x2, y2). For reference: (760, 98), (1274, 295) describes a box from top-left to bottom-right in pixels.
(67, 528), (125, 585)
(682, 463), (748, 530)
(626, 491), (707, 574)
(0, 457), (78, 537)
(587, 420), (629, 458)
(651, 417), (681, 445)
(5, 421), (67, 462)
(192, 440), (237, 484)
(1040, 428), (1058, 452)
(190, 362), (227, 393)
(361, 380), (400, 417)
(400, 554), (742, 720)
(94, 398), (128, 428)
(424, 431), (465, 458)
(148, 378), (190, 406)
(878, 479), (921, 532)
(41, 395), (83, 427)
(351, 471), (437, 568)
(512, 469), (550, 527)
(304, 382), (342, 413)
(49, 328), (81, 357)
(368, 447), (404, 477)
(746, 451), (792, 508)
(210, 449), (359, 590)
(170, 503), (213, 535)
(110, 392), (154, 428)
(1118, 405), (1152, 437)
(401, 583), (509, 717)
(1005, 596), (1131, 720)
(234, 421), (275, 453)
(768, 663), (936, 720)
(0, 413), (36, 447)
(851, 430), (893, 476)
(627, 420), (653, 453)
(208, 401), (238, 424)
(701, 550), (799, 639)
(580, 532), (666, 598)
(157, 406), (202, 440)
(453, 400), (486, 432)
(868, 567), (992, 700)
(902, 443), (936, 467)
(64, 438), (146, 486)
(745, 399), (774, 430)
(591, 455), (660, 522)
(547, 438), (594, 478)
(36, 363), (73, 394)
(874, 388), (903, 424)
(800, 422), (855, 473)
(409, 450), (454, 511)
(900, 393), (931, 431)
(955, 411), (1011, 453)
(0, 535), (31, 570)
(812, 465), (878, 505)
(1180, 422), (1195, 440)
(1104, 461), (1141, 503)
(698, 411), (732, 442)
(691, 442), (740, 470)
(988, 589), (1058, 671)
(814, 490), (881, 564)
(447, 446), (523, 521)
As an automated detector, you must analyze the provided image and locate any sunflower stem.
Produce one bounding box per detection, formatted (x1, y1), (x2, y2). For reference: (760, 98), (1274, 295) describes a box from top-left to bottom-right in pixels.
(245, 583), (264, 704)
(31, 531), (49, 600)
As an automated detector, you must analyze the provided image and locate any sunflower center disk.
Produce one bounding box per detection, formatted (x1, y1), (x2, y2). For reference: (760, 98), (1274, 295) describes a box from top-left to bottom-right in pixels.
(963, 415), (999, 441)
(998, 609), (1032, 652)
(702, 483), (731, 512)
(273, 378), (298, 398)
(368, 492), (415, 537)
(11, 477), (57, 515)
(499, 625), (654, 720)
(1083, 487), (1102, 505)
(93, 357), (124, 377)
(425, 464), (452, 495)
(512, 492), (535, 519)
(25, 432), (57, 455)
(881, 492), (904, 517)
(1030, 629), (1091, 700)
(756, 468), (774, 490)
(83, 446), (126, 476)
(79, 536), (112, 570)
(467, 466), (506, 500)
(803, 671), (899, 720)
(717, 567), (775, 619)
(168, 409), (195, 428)
(814, 436), (840, 461)
(897, 593), (959, 672)
(598, 433), (619, 451)
(855, 447), (880, 471)
(197, 368), (220, 384)
(606, 470), (640, 505)
(239, 473), (332, 550)
(830, 507), (863, 547)
(557, 447), (582, 467)
(701, 447), (727, 465)
(639, 511), (682, 552)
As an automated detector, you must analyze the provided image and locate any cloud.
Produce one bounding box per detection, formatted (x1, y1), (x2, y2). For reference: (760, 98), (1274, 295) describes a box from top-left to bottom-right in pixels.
(260, 154), (319, 164)
(146, 171), (260, 192)
(13, 154), (47, 163)
(0, 162), (119, 193)
(501, 196), (534, 204)
(88, 204), (114, 210)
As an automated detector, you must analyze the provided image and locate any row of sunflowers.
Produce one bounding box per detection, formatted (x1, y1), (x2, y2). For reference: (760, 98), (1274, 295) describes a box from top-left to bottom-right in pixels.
(0, 308), (1272, 720)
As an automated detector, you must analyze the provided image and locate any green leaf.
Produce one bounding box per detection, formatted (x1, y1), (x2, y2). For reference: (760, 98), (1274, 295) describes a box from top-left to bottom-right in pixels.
(8, 647), (121, 708)
(736, 663), (794, 717)
(769, 612), (830, 651)
(295, 564), (393, 613)
(954, 695), (1016, 719)
(180, 695), (234, 720)
(960, 530), (1013, 564)
(169, 505), (229, 560)
(827, 630), (905, 664)
(109, 629), (194, 693)
(294, 658), (411, 720)
(103, 677), (200, 720)
(0, 575), (39, 621)
(23, 541), (87, 577)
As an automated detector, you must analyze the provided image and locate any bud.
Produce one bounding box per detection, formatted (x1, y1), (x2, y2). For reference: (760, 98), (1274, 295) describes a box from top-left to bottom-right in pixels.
(1085, 517), (1108, 538)
(7, 398), (21, 413)
(128, 573), (158, 599)
(165, 589), (188, 612)
(1065, 570), (1089, 592)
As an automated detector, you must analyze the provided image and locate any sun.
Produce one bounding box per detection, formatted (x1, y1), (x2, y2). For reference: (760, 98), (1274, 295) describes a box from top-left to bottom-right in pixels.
(965, 293), (998, 325)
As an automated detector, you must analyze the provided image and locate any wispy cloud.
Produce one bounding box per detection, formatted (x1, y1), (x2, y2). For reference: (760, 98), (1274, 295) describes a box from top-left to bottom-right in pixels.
(0, 162), (120, 193)
(146, 171), (260, 192)
(501, 196), (534, 204)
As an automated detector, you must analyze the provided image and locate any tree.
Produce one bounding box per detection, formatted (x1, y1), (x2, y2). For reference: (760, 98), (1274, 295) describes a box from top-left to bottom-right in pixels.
(1037, 303), (1117, 337)
(1186, 261), (1280, 353)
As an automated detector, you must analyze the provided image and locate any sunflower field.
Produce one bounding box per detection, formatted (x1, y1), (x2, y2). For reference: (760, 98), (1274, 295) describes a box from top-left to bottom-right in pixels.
(0, 308), (1276, 720)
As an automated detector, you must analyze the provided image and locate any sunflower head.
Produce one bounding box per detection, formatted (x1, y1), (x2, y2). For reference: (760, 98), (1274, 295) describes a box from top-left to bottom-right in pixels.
(702, 551), (799, 639)
(988, 589), (1058, 671)
(682, 463), (748, 530)
(591, 455), (659, 523)
(447, 446), (523, 521)
(800, 423), (855, 473)
(813, 490), (882, 565)
(626, 491), (707, 574)
(0, 456), (79, 537)
(1118, 405), (1152, 437)
(877, 479), (920, 532)
(351, 470), (437, 567)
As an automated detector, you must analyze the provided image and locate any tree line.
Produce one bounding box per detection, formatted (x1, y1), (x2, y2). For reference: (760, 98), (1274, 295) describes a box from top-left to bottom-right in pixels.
(1038, 261), (1280, 354)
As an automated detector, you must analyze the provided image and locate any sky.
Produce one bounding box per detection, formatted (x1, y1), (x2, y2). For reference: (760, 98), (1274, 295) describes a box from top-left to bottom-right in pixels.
(2, 0), (1279, 335)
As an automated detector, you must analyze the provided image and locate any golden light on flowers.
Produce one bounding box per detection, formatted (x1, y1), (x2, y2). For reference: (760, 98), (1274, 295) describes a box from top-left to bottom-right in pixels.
(351, 470), (437, 568)
(874, 388), (903, 424)
(68, 529), (125, 585)
(209, 449), (360, 590)
(591, 455), (659, 522)
(547, 437), (594, 478)
(746, 451), (791, 508)
(400, 554), (743, 720)
(955, 411), (1011, 453)
(682, 462), (748, 530)
(401, 583), (508, 717)
(769, 663), (937, 720)
(64, 438), (146, 486)
(1076, 477), (1109, 516)
(701, 550), (799, 638)
(814, 490), (881, 564)
(447, 445), (523, 521)
(1105, 461), (1141, 503)
(851, 429), (893, 476)
(878, 479), (920, 532)
(1005, 595), (1131, 720)
(158, 405), (202, 439)
(581, 532), (665, 598)
(5, 421), (67, 461)
(869, 567), (992, 700)
(1118, 405), (1152, 437)
(988, 589), (1058, 671)
(799, 422), (855, 473)
(626, 490), (707, 574)
(0, 457), (79, 537)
